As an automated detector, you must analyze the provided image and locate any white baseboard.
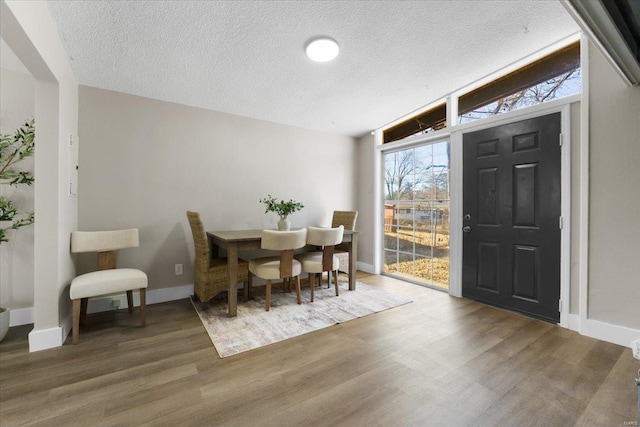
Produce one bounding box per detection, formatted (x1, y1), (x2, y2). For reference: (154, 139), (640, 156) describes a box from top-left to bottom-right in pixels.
(357, 262), (375, 274)
(28, 326), (64, 352)
(27, 284), (194, 352)
(583, 318), (640, 349)
(9, 307), (33, 326)
(87, 284), (194, 314)
(564, 313), (580, 331)
(60, 310), (73, 345)
(27, 281), (639, 352)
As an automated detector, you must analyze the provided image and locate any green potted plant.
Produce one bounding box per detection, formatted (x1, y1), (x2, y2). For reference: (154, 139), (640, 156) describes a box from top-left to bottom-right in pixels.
(0, 118), (35, 342)
(259, 194), (304, 231)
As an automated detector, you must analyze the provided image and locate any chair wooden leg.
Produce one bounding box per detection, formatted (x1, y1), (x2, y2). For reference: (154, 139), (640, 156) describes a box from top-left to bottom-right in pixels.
(327, 271), (330, 288)
(295, 275), (301, 304)
(333, 270), (339, 296)
(265, 280), (271, 311)
(248, 273), (253, 299)
(310, 273), (315, 302)
(140, 288), (146, 327)
(72, 299), (81, 345)
(127, 290), (134, 314)
(80, 298), (88, 325)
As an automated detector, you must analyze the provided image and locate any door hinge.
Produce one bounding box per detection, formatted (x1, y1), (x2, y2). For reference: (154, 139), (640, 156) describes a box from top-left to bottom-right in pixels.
(559, 216), (564, 230)
(559, 299), (562, 313)
(559, 133), (563, 147)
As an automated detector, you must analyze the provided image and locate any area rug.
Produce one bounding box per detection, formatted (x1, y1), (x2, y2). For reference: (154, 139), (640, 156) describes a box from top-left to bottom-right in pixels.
(191, 279), (412, 358)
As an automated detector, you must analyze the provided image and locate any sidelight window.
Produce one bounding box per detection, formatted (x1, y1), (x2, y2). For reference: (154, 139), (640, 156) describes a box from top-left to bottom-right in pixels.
(383, 141), (450, 290)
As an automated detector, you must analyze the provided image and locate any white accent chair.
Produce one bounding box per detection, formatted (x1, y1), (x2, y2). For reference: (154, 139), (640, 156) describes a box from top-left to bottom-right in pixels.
(296, 226), (344, 302)
(248, 229), (307, 311)
(70, 229), (148, 344)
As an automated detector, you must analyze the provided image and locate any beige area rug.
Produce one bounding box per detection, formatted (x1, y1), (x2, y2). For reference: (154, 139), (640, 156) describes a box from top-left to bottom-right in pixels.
(191, 278), (412, 358)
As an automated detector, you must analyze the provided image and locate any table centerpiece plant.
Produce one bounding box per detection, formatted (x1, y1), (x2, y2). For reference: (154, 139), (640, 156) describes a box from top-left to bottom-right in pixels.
(0, 118), (35, 342)
(259, 194), (304, 231)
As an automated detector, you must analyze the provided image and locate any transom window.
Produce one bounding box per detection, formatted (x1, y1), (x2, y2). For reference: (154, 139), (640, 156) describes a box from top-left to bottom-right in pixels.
(458, 41), (581, 123)
(383, 41), (581, 143)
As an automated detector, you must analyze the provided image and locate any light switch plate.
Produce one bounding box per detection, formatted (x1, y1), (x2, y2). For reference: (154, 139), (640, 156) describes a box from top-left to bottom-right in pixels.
(632, 338), (640, 360)
(175, 264), (183, 276)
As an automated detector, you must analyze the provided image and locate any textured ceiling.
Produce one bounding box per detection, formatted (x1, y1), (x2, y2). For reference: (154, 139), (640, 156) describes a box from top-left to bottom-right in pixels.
(46, 1), (579, 137)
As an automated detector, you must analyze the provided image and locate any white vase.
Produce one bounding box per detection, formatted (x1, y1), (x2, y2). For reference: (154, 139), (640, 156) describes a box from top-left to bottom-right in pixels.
(277, 217), (291, 231)
(0, 307), (9, 342)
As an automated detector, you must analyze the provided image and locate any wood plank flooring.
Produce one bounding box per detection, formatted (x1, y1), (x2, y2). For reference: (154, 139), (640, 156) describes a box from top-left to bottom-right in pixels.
(1, 273), (638, 426)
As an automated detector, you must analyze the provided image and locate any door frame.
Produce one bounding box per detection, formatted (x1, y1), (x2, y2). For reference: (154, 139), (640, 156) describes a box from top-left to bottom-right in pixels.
(451, 101), (573, 327)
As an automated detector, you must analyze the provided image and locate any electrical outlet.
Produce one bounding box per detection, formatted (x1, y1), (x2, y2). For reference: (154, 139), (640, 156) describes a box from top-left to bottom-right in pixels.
(111, 298), (121, 309)
(175, 263), (183, 275)
(632, 338), (640, 360)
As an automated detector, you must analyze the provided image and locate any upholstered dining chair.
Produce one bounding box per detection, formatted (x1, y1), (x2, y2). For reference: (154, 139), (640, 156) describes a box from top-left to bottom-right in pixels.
(248, 229), (307, 311)
(296, 226), (344, 302)
(331, 210), (358, 283)
(70, 228), (147, 345)
(186, 211), (250, 302)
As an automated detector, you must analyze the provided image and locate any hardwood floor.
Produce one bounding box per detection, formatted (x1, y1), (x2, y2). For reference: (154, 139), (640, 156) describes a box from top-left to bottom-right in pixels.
(1, 273), (638, 426)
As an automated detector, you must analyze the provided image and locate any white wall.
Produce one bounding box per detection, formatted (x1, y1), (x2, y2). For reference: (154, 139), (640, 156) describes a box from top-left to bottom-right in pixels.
(569, 101), (581, 315)
(77, 86), (357, 290)
(356, 132), (375, 271)
(0, 66), (35, 311)
(588, 43), (640, 330)
(2, 0), (78, 350)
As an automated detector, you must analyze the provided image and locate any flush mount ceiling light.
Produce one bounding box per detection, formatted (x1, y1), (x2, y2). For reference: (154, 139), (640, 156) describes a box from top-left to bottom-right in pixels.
(305, 37), (340, 62)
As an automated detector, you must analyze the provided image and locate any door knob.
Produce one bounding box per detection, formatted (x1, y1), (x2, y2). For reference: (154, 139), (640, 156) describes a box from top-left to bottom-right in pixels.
(462, 226), (471, 233)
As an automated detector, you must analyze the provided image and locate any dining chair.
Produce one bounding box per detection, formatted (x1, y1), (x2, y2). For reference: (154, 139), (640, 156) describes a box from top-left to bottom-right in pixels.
(296, 226), (344, 302)
(248, 229), (307, 311)
(70, 228), (147, 345)
(186, 211), (250, 302)
(330, 210), (358, 284)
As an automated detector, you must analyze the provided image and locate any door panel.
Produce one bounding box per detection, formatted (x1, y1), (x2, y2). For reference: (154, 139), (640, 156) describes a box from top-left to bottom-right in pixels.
(462, 113), (561, 322)
(513, 244), (539, 301)
(513, 163), (539, 227)
(477, 242), (499, 293)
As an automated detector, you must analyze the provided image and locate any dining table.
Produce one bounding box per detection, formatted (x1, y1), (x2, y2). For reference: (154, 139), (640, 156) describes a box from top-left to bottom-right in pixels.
(206, 228), (359, 317)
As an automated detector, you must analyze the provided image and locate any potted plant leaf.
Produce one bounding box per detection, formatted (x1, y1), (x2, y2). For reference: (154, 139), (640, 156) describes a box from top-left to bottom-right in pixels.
(259, 194), (304, 231)
(0, 118), (35, 341)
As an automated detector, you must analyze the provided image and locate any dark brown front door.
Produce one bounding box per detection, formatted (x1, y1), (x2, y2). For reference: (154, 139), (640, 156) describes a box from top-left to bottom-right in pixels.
(462, 113), (561, 322)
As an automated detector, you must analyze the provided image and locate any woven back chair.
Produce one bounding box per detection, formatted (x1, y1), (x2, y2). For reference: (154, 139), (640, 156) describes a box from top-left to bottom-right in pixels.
(331, 210), (358, 276)
(186, 211), (249, 302)
(331, 211), (358, 230)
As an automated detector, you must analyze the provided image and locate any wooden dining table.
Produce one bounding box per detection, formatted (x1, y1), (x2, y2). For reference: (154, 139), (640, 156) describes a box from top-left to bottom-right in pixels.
(206, 229), (358, 317)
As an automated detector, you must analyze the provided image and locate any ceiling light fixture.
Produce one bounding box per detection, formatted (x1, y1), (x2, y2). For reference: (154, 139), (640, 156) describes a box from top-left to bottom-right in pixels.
(305, 37), (340, 62)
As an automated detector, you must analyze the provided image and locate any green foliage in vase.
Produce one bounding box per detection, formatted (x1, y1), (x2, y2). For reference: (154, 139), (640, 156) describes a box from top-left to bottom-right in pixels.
(0, 119), (35, 244)
(259, 194), (304, 219)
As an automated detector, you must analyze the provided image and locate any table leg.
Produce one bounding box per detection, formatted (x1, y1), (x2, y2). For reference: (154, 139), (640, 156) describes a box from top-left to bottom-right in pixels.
(227, 243), (238, 317)
(349, 233), (358, 291)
